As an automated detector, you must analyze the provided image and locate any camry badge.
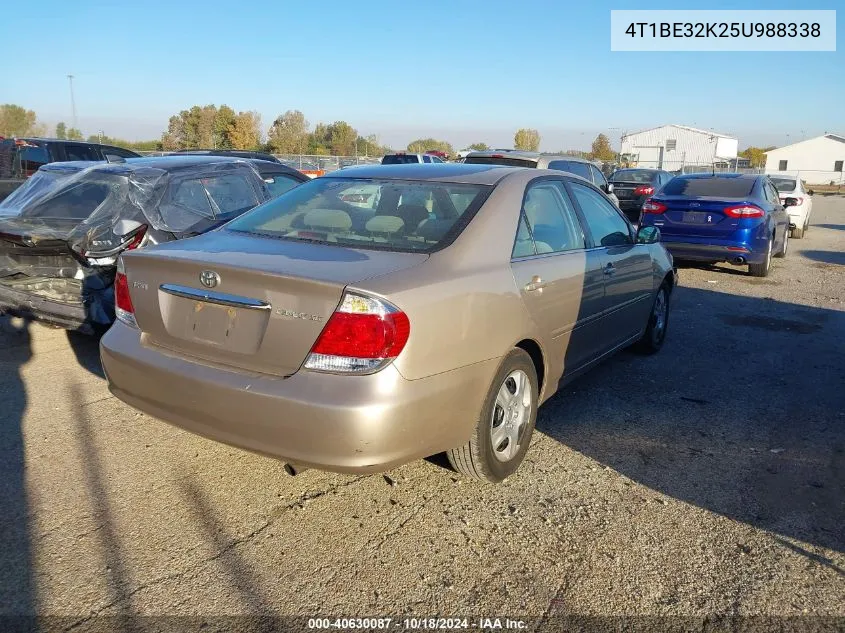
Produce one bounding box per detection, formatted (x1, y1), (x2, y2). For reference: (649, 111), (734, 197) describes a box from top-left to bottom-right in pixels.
(199, 270), (221, 289)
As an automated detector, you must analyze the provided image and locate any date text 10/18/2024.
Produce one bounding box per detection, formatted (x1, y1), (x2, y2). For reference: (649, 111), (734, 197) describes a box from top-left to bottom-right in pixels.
(307, 617), (528, 630)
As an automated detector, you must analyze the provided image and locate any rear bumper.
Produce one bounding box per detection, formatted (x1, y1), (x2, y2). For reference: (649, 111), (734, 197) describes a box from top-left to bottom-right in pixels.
(100, 322), (498, 473)
(0, 280), (92, 332)
(661, 238), (768, 264)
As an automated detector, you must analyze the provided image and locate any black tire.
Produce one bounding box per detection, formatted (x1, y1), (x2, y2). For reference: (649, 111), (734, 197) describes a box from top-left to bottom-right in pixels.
(748, 236), (773, 277)
(775, 228), (788, 258)
(633, 284), (670, 355)
(447, 348), (538, 483)
(791, 225), (804, 239)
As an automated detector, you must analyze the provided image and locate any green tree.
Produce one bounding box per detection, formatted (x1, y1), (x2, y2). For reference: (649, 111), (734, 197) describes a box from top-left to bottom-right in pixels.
(0, 104), (38, 136)
(267, 110), (310, 154)
(467, 142), (489, 151)
(227, 111), (262, 150)
(738, 146), (776, 168)
(327, 121), (358, 155)
(55, 122), (67, 139)
(406, 138), (454, 156)
(214, 105), (236, 149)
(306, 123), (331, 155)
(67, 127), (83, 140)
(514, 128), (540, 151)
(589, 133), (615, 161)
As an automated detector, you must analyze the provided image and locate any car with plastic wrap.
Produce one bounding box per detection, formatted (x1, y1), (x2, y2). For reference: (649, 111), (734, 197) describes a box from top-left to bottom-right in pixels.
(0, 156), (307, 333)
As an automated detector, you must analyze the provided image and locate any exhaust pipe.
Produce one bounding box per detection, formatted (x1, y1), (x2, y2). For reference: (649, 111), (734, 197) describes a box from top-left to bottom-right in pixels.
(730, 256), (746, 265)
(284, 463), (308, 476)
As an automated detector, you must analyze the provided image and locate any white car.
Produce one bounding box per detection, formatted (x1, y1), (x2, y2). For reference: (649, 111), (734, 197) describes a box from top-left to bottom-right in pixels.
(770, 175), (814, 239)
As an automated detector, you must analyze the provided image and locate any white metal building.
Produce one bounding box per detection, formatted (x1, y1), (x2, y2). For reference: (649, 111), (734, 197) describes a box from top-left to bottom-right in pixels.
(764, 134), (845, 185)
(620, 124), (738, 171)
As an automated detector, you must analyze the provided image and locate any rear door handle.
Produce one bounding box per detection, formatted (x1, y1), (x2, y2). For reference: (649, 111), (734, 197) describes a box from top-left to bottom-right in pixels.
(603, 263), (616, 276)
(524, 275), (546, 292)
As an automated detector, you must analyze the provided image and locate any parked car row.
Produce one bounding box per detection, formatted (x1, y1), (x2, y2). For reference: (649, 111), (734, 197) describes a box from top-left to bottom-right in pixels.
(0, 149), (816, 483)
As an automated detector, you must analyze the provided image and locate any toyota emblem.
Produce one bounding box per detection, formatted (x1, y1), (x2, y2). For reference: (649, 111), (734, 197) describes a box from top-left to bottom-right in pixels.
(199, 270), (221, 289)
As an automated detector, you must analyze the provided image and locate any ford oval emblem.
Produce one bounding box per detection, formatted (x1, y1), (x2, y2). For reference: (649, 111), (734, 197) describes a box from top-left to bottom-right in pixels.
(199, 270), (221, 289)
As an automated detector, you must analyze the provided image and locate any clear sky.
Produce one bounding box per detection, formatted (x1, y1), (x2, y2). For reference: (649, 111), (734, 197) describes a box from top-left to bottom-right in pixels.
(2, 0), (842, 151)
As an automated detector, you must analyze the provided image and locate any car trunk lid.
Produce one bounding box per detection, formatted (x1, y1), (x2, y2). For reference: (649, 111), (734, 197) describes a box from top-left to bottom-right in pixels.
(0, 217), (85, 282)
(650, 196), (747, 237)
(124, 230), (428, 376)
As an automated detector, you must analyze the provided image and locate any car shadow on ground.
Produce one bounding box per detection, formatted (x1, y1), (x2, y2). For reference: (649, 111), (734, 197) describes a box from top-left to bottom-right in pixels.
(0, 316), (37, 615)
(535, 285), (845, 557)
(675, 261), (751, 277)
(800, 250), (845, 266)
(66, 330), (105, 379)
(813, 224), (845, 231)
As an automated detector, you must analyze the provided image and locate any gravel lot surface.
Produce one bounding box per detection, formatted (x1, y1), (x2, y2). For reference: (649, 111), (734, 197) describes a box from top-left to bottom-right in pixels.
(1, 196), (843, 631)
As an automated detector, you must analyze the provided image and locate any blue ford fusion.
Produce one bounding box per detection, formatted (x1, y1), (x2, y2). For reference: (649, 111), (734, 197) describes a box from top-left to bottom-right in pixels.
(639, 174), (791, 277)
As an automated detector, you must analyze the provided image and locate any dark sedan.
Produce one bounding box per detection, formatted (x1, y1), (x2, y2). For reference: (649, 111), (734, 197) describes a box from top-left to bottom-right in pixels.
(610, 168), (675, 224)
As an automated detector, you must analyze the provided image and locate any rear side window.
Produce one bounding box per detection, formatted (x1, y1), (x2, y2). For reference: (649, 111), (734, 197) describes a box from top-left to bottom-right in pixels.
(63, 144), (101, 161)
(662, 177), (756, 197)
(102, 146), (139, 160)
(382, 155), (420, 165)
(225, 177), (491, 253)
(169, 174), (261, 217)
(263, 174), (303, 198)
(547, 160), (592, 181)
(519, 181), (585, 254)
(464, 156), (536, 168)
(19, 144), (50, 175)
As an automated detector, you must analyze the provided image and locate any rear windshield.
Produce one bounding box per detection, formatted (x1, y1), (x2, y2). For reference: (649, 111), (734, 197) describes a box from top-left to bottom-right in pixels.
(662, 177), (756, 197)
(17, 173), (126, 220)
(770, 178), (796, 192)
(381, 155), (420, 165)
(464, 156), (536, 168)
(225, 177), (492, 253)
(611, 170), (659, 183)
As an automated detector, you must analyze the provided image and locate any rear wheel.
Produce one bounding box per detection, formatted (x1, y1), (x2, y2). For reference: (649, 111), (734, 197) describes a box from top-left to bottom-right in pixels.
(748, 236), (773, 277)
(791, 225), (804, 239)
(633, 284), (669, 355)
(775, 227), (788, 257)
(447, 349), (538, 483)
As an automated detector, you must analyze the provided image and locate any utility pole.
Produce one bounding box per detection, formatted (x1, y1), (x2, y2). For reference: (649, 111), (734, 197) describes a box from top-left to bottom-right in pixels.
(67, 75), (77, 131)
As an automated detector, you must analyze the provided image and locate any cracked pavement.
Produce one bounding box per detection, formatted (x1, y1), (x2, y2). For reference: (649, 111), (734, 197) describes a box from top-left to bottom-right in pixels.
(1, 197), (843, 630)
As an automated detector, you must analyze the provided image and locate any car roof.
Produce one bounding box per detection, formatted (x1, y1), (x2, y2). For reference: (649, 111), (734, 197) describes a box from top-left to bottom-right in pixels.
(677, 173), (760, 180)
(40, 155), (258, 175)
(323, 163), (523, 184)
(465, 150), (595, 164)
(13, 137), (129, 148)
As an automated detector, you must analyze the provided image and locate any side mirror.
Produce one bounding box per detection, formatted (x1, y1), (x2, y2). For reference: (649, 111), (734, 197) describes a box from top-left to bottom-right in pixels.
(783, 197), (798, 207)
(604, 183), (614, 194)
(807, 189), (815, 196)
(636, 225), (661, 244)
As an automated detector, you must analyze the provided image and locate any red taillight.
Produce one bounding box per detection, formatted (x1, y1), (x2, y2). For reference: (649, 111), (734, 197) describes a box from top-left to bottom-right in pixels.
(305, 293), (410, 373)
(724, 205), (764, 218)
(125, 225), (147, 251)
(642, 199), (667, 214)
(634, 185), (655, 195)
(492, 154), (505, 158)
(114, 258), (137, 327)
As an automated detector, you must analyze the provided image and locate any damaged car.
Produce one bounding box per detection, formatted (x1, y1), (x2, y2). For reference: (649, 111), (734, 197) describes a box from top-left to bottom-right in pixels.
(0, 155), (308, 333)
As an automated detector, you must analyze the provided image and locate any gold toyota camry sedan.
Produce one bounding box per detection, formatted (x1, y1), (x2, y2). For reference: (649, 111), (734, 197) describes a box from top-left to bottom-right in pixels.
(100, 164), (676, 483)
